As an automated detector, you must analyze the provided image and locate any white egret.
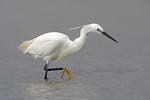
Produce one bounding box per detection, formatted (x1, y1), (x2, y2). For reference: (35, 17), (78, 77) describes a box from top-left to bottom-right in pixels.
(19, 23), (118, 81)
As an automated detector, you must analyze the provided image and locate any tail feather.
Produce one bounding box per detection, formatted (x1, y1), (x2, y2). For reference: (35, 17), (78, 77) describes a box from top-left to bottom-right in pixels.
(19, 39), (35, 53)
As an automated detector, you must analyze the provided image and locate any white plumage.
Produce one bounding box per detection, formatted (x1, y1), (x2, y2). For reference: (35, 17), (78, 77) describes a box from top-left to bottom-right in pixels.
(25, 33), (71, 60)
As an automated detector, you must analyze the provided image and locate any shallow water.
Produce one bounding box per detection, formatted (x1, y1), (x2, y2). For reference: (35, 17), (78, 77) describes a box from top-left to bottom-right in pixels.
(2, 58), (150, 100)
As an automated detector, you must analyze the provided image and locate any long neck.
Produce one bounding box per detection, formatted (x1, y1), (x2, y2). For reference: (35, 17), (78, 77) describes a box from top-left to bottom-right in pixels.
(71, 27), (89, 52)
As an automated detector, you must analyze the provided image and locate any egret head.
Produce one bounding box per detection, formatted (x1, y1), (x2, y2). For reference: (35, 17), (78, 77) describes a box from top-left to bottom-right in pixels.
(85, 23), (119, 43)
(70, 23), (118, 43)
(85, 23), (104, 33)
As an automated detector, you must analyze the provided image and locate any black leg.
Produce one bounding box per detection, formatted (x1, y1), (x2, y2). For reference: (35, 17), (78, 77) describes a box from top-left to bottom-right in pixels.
(44, 67), (63, 80)
(44, 70), (48, 80)
(44, 63), (48, 80)
(47, 67), (63, 71)
(43, 61), (64, 80)
(44, 64), (47, 71)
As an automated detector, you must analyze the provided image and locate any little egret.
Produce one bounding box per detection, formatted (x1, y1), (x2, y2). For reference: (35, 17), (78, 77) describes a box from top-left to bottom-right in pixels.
(19, 23), (118, 81)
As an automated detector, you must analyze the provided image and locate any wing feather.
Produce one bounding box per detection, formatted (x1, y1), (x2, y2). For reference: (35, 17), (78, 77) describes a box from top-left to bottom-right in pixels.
(25, 32), (69, 58)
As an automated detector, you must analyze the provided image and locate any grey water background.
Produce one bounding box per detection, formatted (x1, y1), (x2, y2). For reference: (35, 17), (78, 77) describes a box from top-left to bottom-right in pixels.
(0, 0), (150, 100)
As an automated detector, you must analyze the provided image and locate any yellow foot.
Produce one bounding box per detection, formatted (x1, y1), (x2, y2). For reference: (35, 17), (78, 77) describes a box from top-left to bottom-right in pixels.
(61, 67), (74, 81)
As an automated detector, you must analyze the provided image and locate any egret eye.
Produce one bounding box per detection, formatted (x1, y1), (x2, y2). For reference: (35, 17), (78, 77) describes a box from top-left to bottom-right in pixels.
(97, 28), (100, 32)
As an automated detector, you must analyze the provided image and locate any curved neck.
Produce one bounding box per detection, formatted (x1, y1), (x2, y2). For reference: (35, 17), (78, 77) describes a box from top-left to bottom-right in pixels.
(72, 27), (89, 52)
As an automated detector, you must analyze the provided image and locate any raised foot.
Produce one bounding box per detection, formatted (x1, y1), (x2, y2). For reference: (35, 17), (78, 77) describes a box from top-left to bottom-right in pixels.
(61, 67), (74, 81)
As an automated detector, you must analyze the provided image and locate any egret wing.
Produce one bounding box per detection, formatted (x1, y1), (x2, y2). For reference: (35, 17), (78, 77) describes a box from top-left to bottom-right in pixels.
(26, 34), (66, 57)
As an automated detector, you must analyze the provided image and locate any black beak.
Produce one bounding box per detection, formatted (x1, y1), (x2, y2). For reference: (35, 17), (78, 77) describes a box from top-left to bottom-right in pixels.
(101, 31), (119, 43)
